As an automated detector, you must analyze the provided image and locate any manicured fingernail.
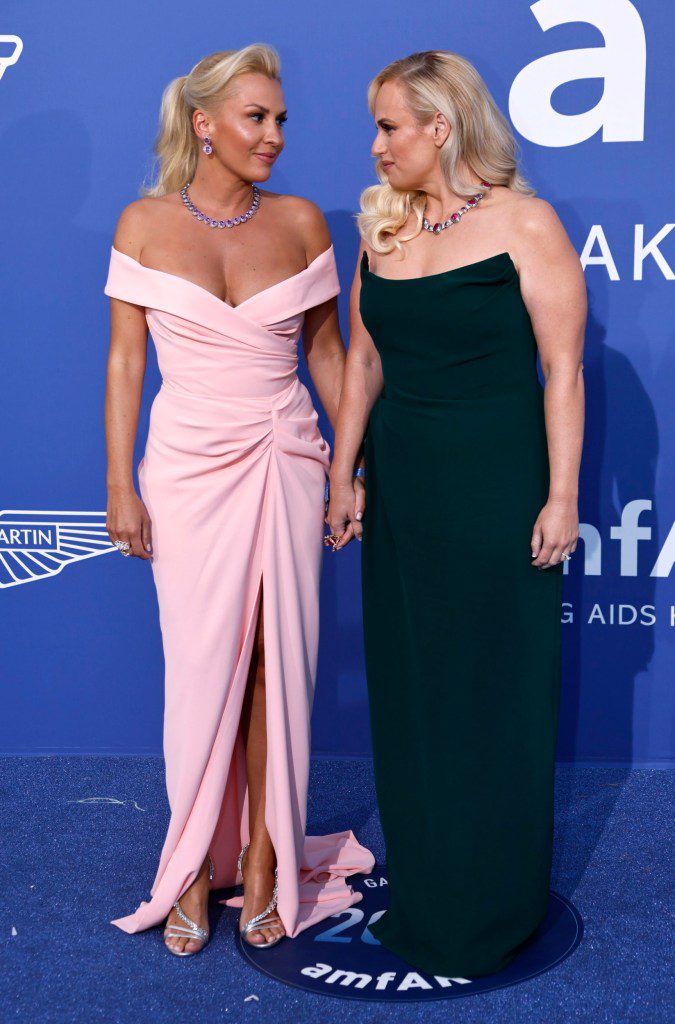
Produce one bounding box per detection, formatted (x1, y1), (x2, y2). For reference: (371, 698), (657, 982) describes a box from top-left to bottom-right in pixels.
(146, 544), (152, 552)
(356, 512), (363, 520)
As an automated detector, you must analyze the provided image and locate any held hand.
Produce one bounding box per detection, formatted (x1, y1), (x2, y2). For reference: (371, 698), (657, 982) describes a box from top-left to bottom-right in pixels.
(530, 497), (578, 569)
(107, 485), (153, 560)
(325, 479), (363, 552)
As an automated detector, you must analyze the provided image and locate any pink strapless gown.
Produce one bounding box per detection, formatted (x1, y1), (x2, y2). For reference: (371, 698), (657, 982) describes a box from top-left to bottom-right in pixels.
(103, 244), (374, 937)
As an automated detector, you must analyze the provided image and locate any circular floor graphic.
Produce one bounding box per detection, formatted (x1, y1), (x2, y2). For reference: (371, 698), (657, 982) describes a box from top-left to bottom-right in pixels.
(237, 864), (583, 1001)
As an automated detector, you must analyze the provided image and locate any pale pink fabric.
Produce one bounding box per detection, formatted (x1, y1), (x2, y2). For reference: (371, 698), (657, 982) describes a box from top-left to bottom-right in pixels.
(103, 244), (374, 936)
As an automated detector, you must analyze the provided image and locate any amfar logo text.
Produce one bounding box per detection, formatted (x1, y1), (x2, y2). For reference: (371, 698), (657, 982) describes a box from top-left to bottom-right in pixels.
(509, 0), (646, 147)
(573, 500), (673, 578)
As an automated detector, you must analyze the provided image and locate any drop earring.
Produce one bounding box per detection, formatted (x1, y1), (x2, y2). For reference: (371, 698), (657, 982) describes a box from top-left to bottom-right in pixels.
(203, 135), (213, 155)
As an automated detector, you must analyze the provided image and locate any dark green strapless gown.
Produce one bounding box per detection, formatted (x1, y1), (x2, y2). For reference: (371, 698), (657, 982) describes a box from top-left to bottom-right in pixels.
(359, 248), (563, 978)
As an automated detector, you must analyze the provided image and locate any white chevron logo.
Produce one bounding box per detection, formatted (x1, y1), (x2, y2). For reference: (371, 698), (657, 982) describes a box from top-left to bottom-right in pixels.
(0, 510), (115, 588)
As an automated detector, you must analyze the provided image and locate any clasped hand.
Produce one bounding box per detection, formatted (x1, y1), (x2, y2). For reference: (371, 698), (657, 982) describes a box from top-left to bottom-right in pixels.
(325, 478), (366, 551)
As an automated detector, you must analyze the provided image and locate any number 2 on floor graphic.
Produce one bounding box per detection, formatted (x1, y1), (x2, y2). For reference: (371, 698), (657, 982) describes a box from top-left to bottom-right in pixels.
(314, 908), (386, 944)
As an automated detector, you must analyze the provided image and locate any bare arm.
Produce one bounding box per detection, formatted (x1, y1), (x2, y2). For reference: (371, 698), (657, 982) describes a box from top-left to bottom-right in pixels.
(514, 199), (586, 568)
(104, 202), (153, 560)
(327, 241), (384, 549)
(302, 297), (345, 429)
(298, 202), (346, 430)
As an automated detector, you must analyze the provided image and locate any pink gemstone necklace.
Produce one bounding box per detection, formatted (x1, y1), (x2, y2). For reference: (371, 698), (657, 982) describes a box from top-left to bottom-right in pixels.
(422, 181), (492, 234)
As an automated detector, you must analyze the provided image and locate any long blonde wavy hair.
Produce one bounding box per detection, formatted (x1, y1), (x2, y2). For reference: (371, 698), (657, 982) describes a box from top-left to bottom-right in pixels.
(142, 44), (281, 197)
(357, 51), (534, 255)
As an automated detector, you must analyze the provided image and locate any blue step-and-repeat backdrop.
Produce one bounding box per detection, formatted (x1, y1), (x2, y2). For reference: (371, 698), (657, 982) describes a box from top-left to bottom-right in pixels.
(1, 1), (672, 765)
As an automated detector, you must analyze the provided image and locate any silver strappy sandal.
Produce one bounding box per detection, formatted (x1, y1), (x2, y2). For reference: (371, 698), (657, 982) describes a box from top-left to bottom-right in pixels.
(237, 842), (284, 949)
(164, 854), (214, 957)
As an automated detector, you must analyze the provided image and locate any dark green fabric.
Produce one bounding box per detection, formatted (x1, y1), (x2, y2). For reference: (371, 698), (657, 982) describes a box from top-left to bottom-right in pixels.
(359, 248), (563, 977)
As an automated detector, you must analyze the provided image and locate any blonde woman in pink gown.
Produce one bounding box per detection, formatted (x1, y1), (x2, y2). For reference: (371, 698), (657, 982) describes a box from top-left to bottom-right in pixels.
(103, 45), (373, 956)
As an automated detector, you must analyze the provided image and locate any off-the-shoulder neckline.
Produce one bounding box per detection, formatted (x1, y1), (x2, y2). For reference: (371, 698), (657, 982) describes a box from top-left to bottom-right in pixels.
(110, 244), (335, 311)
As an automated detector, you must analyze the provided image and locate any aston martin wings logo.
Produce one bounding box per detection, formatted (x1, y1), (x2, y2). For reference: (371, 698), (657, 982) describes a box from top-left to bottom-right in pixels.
(0, 510), (115, 588)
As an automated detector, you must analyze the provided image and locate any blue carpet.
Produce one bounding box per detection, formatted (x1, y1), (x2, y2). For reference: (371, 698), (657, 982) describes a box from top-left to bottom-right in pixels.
(1, 759), (670, 1023)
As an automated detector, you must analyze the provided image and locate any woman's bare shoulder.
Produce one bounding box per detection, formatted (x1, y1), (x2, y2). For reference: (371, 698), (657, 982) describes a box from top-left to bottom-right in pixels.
(112, 195), (176, 259)
(496, 193), (581, 281)
(261, 191), (332, 262)
(496, 192), (560, 233)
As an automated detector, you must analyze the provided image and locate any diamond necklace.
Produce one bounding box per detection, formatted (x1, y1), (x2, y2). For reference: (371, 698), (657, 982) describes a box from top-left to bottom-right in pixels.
(422, 181), (492, 234)
(180, 182), (260, 229)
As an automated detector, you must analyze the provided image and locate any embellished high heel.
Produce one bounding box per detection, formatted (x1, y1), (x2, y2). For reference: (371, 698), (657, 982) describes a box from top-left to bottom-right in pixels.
(237, 842), (284, 949)
(164, 854), (214, 957)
